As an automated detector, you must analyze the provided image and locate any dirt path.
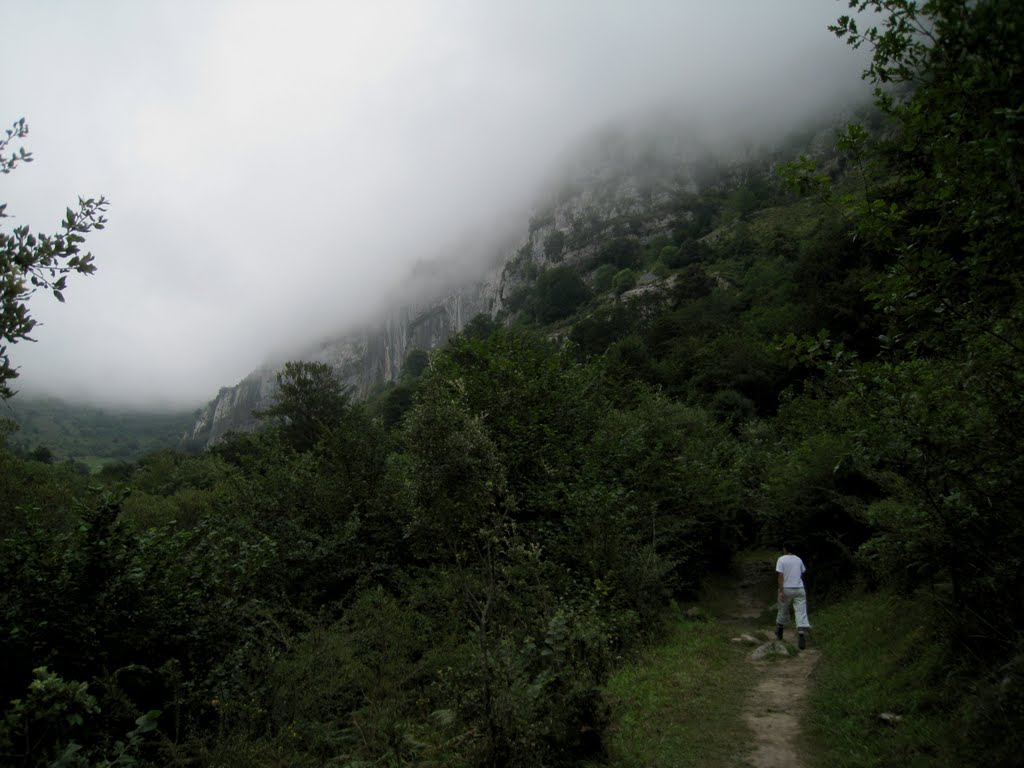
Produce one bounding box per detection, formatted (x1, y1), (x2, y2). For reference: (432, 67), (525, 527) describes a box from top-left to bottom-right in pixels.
(603, 553), (822, 767)
(742, 644), (820, 767)
(720, 554), (821, 768)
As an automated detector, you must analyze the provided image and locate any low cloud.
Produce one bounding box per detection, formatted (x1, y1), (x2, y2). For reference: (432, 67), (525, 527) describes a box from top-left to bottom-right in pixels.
(1, 0), (870, 409)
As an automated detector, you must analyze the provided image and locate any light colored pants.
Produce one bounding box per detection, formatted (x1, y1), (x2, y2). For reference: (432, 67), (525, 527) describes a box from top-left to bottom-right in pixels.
(777, 587), (811, 630)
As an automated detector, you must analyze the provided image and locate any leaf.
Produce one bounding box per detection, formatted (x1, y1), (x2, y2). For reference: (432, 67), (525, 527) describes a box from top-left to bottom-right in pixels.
(132, 709), (160, 734)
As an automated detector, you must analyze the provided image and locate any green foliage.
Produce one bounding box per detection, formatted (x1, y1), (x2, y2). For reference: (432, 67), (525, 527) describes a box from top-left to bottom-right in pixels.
(0, 667), (159, 768)
(649, 260), (668, 279)
(0, 448), (91, 536)
(591, 263), (617, 293)
(568, 303), (639, 357)
(591, 237), (641, 271)
(776, 0), (1024, 646)
(401, 348), (429, 379)
(671, 195), (719, 242)
(542, 229), (566, 261)
(460, 312), (501, 341)
(708, 389), (756, 432)
(589, 393), (742, 596)
(1, 119), (107, 399)
(379, 380), (416, 429)
(530, 265), (591, 323)
(669, 264), (713, 305)
(758, 8), (1024, 758)
(757, 425), (872, 593)
(612, 268), (636, 296)
(5, 398), (196, 464)
(391, 370), (514, 565)
(423, 330), (604, 524)
(258, 361), (351, 452)
(0, 667), (102, 767)
(664, 237), (712, 269)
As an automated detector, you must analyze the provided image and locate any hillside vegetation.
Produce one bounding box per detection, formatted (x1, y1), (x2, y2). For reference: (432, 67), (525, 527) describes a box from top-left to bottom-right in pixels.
(2, 397), (196, 469)
(1, 2), (1022, 766)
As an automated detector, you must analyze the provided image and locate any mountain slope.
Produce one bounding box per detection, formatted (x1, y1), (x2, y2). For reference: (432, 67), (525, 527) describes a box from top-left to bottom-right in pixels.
(186, 119), (851, 448)
(2, 396), (196, 465)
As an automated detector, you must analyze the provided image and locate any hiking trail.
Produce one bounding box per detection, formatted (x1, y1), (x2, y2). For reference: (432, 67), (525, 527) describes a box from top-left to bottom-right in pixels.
(720, 553), (821, 768)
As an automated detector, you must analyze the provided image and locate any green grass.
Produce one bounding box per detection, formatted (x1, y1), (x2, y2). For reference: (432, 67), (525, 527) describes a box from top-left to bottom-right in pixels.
(803, 591), (957, 768)
(598, 612), (754, 768)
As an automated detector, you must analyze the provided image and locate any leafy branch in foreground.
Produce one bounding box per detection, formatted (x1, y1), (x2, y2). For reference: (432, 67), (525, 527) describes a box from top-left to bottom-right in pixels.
(0, 118), (108, 398)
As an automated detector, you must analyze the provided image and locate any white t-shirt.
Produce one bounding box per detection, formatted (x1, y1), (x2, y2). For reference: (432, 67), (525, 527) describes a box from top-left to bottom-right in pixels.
(776, 553), (806, 589)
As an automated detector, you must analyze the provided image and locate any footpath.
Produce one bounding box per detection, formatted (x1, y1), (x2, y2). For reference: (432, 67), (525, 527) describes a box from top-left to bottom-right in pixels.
(600, 551), (821, 768)
(727, 554), (821, 768)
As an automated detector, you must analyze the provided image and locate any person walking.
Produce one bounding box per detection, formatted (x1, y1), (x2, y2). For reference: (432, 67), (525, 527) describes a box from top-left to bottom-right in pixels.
(775, 543), (811, 649)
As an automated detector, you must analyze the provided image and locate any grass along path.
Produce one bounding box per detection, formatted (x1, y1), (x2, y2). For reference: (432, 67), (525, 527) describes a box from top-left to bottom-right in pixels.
(599, 551), (820, 767)
(597, 612), (753, 767)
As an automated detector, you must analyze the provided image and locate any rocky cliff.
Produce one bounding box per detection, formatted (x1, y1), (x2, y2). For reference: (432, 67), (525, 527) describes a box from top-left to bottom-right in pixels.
(184, 269), (503, 448)
(184, 119), (832, 449)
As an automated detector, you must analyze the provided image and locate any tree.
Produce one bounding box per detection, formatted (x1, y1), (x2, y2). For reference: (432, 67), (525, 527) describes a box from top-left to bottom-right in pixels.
(400, 348), (429, 379)
(543, 229), (566, 261)
(830, 0), (1024, 353)
(612, 268), (636, 296)
(780, 1), (1024, 657)
(259, 361), (351, 451)
(532, 266), (590, 323)
(591, 237), (640, 271)
(592, 263), (616, 293)
(1, 119), (108, 398)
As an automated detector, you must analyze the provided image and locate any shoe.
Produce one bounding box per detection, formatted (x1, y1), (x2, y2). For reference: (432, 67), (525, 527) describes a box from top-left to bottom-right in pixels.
(775, 624), (784, 641)
(798, 631), (806, 650)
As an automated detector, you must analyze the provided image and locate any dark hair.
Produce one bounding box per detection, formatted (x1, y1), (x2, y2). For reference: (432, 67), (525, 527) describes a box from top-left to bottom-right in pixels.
(782, 542), (794, 553)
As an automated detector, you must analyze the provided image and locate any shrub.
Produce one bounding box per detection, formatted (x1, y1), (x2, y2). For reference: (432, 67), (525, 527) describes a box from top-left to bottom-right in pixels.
(612, 269), (637, 296)
(533, 267), (591, 323)
(592, 264), (617, 293)
(543, 230), (566, 261)
(664, 238), (712, 269)
(591, 238), (641, 271)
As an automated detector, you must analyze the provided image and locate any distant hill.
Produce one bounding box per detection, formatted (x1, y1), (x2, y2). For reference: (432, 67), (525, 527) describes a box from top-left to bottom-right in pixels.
(1, 396), (198, 467)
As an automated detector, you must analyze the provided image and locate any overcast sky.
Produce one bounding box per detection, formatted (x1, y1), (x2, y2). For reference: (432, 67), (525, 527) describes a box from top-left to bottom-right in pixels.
(1, 0), (869, 410)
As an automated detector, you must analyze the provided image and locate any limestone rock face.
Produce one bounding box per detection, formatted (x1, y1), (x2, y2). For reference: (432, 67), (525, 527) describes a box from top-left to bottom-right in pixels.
(185, 367), (278, 448)
(185, 273), (502, 448)
(185, 123), (773, 449)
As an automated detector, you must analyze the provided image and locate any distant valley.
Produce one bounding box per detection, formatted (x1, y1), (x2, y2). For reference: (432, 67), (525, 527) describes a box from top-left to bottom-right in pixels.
(1, 396), (197, 469)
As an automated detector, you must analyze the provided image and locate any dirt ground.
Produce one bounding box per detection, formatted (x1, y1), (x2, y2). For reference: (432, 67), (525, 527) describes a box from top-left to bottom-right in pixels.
(742, 644), (820, 767)
(721, 554), (821, 768)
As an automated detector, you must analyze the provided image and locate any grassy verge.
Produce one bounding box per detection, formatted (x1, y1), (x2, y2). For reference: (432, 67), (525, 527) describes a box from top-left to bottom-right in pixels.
(803, 591), (957, 767)
(597, 611), (754, 768)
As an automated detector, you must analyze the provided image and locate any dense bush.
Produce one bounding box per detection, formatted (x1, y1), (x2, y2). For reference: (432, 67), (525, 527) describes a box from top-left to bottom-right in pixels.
(0, 326), (752, 765)
(531, 266), (591, 323)
(611, 269), (636, 296)
(590, 238), (640, 271)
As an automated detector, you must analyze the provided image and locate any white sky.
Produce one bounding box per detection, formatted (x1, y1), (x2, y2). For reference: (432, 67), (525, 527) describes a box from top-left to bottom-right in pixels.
(1, 0), (868, 409)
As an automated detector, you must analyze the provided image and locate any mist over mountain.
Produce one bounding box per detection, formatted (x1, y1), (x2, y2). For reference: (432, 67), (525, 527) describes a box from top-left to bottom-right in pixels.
(185, 101), (869, 449)
(2, 1), (870, 409)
